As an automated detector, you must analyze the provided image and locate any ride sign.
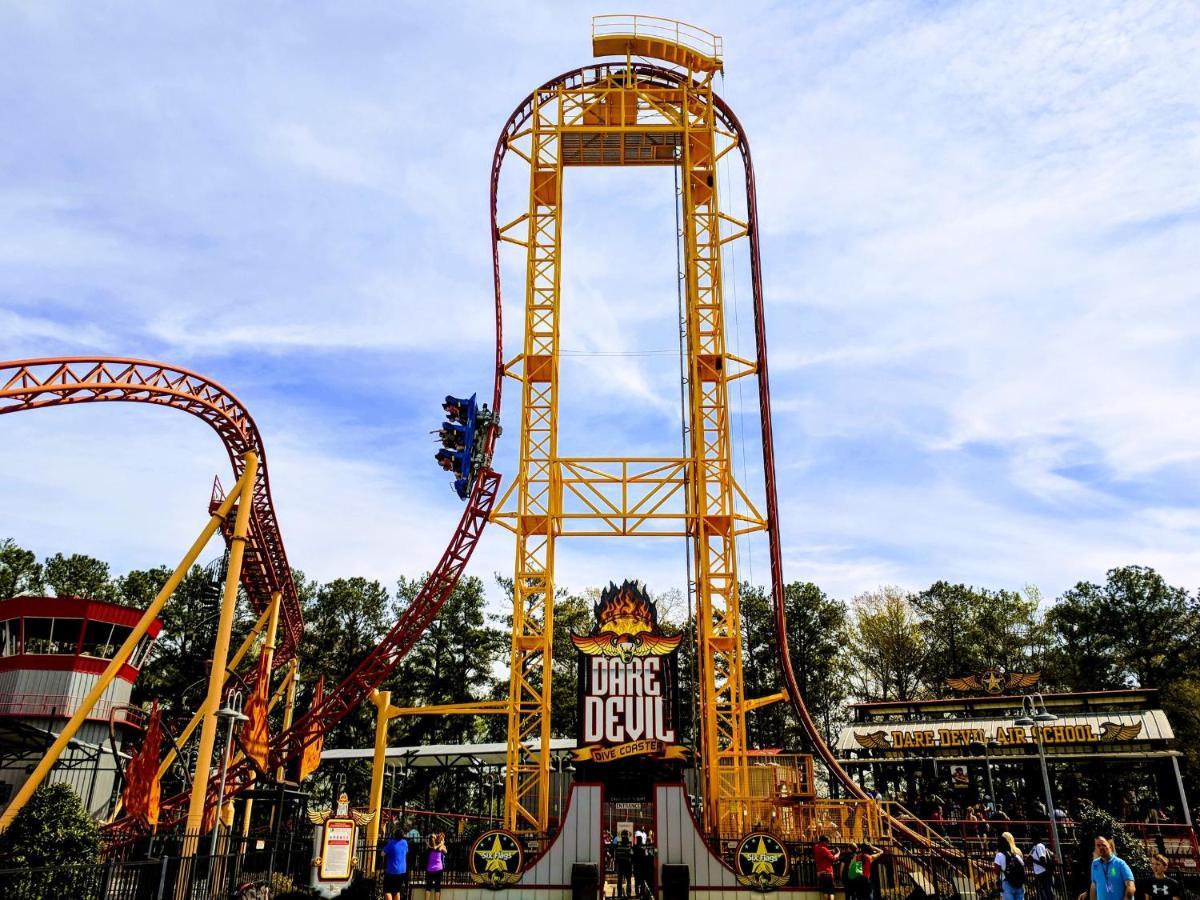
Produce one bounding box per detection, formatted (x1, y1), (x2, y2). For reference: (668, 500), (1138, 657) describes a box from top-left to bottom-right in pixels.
(469, 829), (525, 889)
(572, 581), (684, 764)
(734, 832), (790, 892)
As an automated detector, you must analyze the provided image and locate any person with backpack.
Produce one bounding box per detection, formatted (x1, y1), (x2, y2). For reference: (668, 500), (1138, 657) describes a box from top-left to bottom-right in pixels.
(615, 830), (634, 898)
(995, 831), (1027, 900)
(845, 842), (884, 900)
(1029, 832), (1055, 900)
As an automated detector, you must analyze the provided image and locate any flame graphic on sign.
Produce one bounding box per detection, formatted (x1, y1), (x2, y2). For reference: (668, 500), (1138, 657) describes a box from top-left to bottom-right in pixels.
(572, 580), (682, 660)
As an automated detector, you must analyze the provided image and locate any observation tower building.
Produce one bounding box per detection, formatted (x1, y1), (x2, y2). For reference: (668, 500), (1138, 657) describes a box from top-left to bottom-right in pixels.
(0, 595), (161, 817)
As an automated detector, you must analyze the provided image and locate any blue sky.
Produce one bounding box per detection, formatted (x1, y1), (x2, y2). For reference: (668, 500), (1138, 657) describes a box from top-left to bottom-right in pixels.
(2, 1), (1198, 609)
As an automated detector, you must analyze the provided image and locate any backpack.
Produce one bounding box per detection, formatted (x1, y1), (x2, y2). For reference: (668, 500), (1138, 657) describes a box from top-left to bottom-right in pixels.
(1004, 852), (1026, 888)
(1031, 844), (1055, 873)
(847, 858), (865, 881)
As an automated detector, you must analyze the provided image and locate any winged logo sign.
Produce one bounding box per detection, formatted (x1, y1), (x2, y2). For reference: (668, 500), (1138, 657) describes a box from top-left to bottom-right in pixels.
(735, 832), (790, 892)
(572, 580), (684, 764)
(469, 829), (524, 889)
(945, 668), (1041, 696)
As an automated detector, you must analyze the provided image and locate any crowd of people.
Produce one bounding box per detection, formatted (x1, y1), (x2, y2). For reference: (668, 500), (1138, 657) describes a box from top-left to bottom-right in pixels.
(813, 829), (1186, 900)
(368, 815), (1188, 900)
(605, 827), (657, 899)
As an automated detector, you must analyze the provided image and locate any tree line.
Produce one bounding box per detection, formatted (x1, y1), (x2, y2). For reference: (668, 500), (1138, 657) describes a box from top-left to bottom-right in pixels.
(2, 537), (1198, 803)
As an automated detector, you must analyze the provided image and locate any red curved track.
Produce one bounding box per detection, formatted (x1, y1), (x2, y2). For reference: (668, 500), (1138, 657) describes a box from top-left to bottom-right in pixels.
(0, 358), (303, 662)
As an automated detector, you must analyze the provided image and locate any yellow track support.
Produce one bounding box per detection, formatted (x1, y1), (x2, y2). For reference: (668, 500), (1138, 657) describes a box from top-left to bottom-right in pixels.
(0, 458), (256, 832)
(494, 21), (762, 835)
(502, 74), (564, 834)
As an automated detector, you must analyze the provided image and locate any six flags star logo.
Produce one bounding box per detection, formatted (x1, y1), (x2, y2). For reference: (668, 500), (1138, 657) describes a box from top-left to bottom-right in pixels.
(468, 829), (524, 889)
(734, 832), (791, 892)
(571, 580), (682, 662)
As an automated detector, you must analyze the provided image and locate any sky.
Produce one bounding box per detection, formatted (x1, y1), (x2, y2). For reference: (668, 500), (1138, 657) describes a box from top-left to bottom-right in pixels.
(2, 1), (1199, 613)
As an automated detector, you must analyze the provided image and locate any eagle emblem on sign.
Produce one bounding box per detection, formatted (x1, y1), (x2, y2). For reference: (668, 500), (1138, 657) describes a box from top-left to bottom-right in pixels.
(946, 667), (1040, 695)
(571, 580), (682, 663)
(853, 730), (892, 750)
(734, 832), (790, 892)
(468, 829), (524, 889)
(1098, 722), (1143, 742)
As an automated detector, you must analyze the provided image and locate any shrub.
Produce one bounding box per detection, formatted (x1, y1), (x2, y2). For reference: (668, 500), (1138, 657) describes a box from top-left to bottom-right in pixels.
(0, 782), (103, 898)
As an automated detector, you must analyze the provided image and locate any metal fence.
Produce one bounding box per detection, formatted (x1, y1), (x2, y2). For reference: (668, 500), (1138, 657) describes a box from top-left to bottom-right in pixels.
(2, 821), (1196, 900)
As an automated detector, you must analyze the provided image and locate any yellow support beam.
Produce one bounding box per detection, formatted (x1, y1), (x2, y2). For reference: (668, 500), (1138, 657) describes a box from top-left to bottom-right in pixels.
(276, 657), (298, 783)
(182, 450), (259, 855)
(502, 76), (564, 835)
(364, 689), (391, 874)
(240, 590), (282, 837)
(0, 462), (254, 832)
(387, 700), (508, 719)
(155, 601), (275, 783)
(742, 691), (788, 713)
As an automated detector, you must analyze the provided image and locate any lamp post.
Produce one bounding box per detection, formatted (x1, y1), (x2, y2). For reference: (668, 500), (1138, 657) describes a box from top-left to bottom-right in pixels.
(551, 756), (577, 826)
(208, 691), (249, 869)
(1015, 693), (1068, 900)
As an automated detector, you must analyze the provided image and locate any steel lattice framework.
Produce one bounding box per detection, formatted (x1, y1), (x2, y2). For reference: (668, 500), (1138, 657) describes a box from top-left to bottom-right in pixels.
(0, 354), (506, 841)
(489, 42), (776, 834)
(0, 358), (304, 661)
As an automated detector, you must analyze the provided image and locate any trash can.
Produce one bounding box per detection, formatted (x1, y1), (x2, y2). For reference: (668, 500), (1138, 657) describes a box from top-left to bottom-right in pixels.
(572, 862), (601, 900)
(661, 864), (689, 900)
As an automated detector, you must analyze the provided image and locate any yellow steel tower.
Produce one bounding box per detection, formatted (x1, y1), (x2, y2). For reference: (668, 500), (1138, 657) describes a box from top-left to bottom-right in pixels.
(492, 16), (768, 836)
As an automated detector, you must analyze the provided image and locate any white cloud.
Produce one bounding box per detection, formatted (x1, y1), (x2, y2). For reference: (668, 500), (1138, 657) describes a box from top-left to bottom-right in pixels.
(2, 0), (1199, 619)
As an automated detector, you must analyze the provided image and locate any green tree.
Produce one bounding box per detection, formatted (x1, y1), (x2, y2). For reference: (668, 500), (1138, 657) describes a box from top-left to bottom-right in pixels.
(847, 587), (926, 701)
(0, 538), (44, 597)
(783, 581), (852, 750)
(913, 581), (1044, 691)
(43, 552), (115, 600)
(0, 782), (101, 897)
(389, 574), (507, 746)
(298, 575), (394, 751)
(1047, 566), (1198, 690)
(132, 560), (251, 714)
(739, 582), (787, 749)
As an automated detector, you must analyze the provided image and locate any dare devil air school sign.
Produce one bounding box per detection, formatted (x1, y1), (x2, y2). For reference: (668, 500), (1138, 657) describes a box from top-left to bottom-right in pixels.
(572, 581), (686, 764)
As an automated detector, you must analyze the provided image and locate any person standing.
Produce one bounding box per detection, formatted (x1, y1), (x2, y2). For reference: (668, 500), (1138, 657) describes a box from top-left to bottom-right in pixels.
(425, 832), (447, 900)
(381, 825), (410, 900)
(1089, 837), (1135, 900)
(813, 835), (842, 900)
(994, 832), (1027, 900)
(1029, 833), (1055, 900)
(615, 830), (634, 899)
(633, 834), (655, 900)
(1141, 854), (1181, 900)
(846, 842), (884, 900)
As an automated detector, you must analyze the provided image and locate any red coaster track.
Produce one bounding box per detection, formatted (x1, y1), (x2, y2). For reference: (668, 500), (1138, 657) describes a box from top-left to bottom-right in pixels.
(0, 358), (303, 662)
(0, 352), (504, 839)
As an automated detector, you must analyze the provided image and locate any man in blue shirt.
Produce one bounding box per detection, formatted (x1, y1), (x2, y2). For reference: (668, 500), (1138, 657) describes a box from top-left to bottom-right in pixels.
(1090, 837), (1135, 900)
(381, 824), (410, 900)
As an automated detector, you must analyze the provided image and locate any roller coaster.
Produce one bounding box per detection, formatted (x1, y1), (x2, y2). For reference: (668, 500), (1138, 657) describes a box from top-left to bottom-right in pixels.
(0, 15), (947, 861)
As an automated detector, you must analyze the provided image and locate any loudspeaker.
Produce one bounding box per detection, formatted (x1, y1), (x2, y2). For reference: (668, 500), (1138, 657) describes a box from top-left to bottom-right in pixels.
(572, 862), (601, 900)
(661, 864), (690, 900)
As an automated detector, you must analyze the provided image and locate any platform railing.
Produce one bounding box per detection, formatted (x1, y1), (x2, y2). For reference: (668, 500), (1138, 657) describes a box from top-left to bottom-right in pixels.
(0, 692), (145, 726)
(592, 14), (723, 60)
